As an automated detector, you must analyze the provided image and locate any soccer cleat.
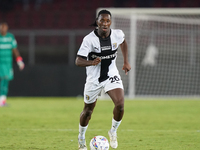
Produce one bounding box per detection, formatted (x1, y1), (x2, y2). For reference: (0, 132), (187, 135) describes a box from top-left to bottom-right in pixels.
(78, 138), (87, 150)
(108, 130), (118, 149)
(0, 103), (8, 107)
(0, 100), (7, 107)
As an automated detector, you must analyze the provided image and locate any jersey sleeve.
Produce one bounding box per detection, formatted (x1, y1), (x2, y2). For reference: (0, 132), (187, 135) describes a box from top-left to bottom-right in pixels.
(77, 36), (90, 58)
(11, 35), (17, 49)
(116, 30), (125, 44)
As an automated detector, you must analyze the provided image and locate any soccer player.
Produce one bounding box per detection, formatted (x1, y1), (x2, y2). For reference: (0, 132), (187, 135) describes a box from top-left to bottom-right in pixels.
(75, 10), (131, 150)
(0, 22), (25, 107)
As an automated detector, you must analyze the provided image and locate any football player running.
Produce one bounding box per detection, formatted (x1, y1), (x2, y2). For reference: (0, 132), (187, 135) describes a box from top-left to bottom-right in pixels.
(75, 10), (131, 150)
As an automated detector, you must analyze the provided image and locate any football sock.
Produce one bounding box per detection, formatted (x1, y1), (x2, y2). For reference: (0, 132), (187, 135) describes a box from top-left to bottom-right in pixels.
(0, 95), (6, 105)
(78, 124), (88, 139)
(110, 118), (122, 134)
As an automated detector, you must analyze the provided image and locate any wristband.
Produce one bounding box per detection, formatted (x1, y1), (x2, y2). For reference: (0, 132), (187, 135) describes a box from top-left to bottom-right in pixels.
(16, 56), (23, 62)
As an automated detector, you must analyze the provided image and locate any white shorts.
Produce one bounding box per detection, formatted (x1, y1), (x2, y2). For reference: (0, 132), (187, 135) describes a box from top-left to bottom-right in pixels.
(83, 75), (124, 104)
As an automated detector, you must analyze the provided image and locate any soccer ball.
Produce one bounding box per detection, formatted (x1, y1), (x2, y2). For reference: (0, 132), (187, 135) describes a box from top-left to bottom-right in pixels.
(90, 135), (109, 150)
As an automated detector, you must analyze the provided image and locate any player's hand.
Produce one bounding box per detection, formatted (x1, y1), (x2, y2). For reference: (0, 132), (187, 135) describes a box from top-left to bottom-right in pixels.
(16, 56), (25, 71)
(17, 61), (25, 70)
(92, 57), (101, 66)
(122, 62), (131, 75)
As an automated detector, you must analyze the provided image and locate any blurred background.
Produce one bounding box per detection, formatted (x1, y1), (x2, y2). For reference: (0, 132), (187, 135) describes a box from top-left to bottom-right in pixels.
(0, 0), (200, 97)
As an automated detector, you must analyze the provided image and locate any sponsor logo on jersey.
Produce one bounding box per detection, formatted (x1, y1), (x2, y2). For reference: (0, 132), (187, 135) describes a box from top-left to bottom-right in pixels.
(112, 43), (117, 49)
(0, 44), (13, 49)
(91, 53), (117, 60)
(101, 46), (111, 51)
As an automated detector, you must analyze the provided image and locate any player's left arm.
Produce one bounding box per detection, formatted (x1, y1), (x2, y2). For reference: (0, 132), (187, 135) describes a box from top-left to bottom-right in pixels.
(120, 39), (131, 75)
(13, 48), (25, 70)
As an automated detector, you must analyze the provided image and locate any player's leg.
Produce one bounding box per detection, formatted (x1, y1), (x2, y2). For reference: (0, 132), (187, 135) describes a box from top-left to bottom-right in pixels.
(107, 88), (124, 149)
(78, 82), (102, 150)
(107, 88), (124, 121)
(78, 102), (96, 150)
(79, 101), (96, 137)
(0, 78), (9, 107)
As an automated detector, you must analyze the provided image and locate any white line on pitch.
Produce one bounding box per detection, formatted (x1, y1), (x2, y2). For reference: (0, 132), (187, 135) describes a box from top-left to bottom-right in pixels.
(5, 128), (200, 132)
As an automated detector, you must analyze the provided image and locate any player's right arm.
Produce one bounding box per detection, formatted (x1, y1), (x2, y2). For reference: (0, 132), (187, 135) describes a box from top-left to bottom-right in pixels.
(76, 34), (101, 67)
(75, 56), (101, 67)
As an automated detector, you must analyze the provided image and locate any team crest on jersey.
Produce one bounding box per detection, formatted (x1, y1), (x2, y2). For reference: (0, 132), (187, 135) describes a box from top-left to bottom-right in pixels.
(85, 95), (90, 100)
(112, 43), (117, 49)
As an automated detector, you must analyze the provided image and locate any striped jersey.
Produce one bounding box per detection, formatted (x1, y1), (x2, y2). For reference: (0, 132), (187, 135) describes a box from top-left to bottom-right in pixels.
(77, 29), (125, 84)
(0, 32), (17, 79)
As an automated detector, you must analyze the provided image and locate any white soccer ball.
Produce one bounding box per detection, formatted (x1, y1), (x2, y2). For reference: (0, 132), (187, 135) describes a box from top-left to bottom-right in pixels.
(90, 135), (109, 150)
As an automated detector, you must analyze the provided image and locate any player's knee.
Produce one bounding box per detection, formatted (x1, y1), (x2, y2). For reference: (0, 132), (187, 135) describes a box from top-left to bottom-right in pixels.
(84, 109), (93, 118)
(115, 101), (124, 113)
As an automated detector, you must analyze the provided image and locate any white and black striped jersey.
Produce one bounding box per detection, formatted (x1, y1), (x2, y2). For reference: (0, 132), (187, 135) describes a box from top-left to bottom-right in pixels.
(77, 29), (125, 84)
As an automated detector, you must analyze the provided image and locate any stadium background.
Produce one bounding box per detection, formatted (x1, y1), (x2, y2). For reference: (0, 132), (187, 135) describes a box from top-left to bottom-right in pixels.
(0, 0), (200, 96)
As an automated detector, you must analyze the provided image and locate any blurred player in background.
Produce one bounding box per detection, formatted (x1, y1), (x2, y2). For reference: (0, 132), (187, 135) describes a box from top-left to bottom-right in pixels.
(75, 10), (131, 150)
(0, 22), (25, 107)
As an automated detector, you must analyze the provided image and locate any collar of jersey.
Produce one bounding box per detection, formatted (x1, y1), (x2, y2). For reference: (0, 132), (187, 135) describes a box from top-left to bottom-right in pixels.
(94, 29), (111, 41)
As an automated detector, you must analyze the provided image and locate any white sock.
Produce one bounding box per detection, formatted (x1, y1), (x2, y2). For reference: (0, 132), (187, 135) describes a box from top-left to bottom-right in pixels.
(0, 95), (6, 104)
(110, 118), (122, 134)
(78, 124), (88, 139)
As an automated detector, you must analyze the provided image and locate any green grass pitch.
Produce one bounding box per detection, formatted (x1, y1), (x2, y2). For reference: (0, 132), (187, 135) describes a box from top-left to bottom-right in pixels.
(0, 97), (200, 150)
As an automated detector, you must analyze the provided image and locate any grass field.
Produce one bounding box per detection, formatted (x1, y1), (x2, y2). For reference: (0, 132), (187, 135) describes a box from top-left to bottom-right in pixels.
(0, 97), (200, 150)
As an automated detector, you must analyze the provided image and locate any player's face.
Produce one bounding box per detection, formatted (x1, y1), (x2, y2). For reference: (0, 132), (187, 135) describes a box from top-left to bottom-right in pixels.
(0, 23), (8, 35)
(97, 14), (111, 34)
